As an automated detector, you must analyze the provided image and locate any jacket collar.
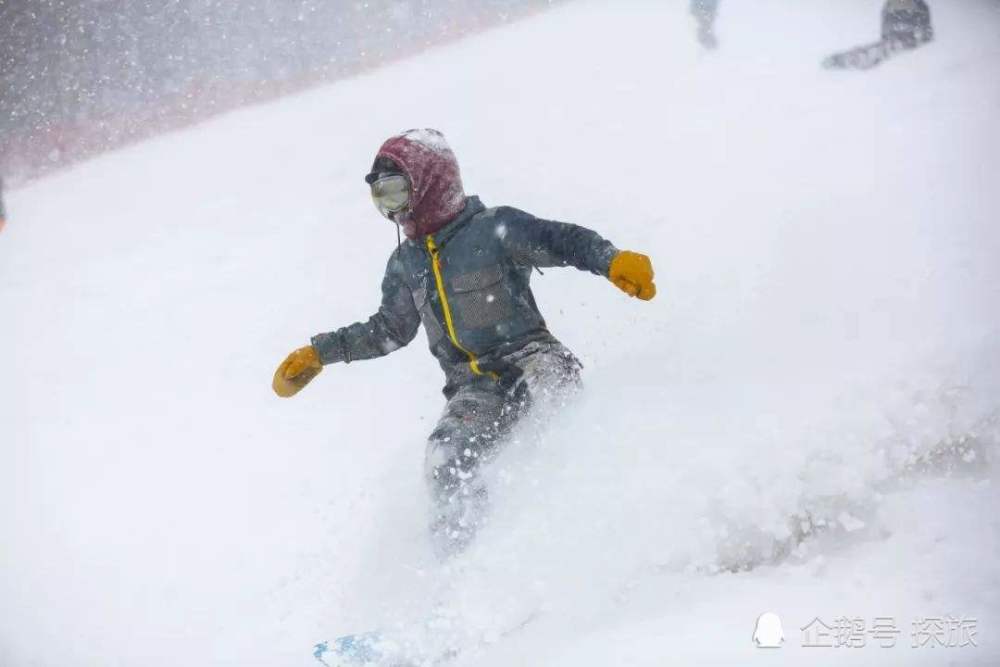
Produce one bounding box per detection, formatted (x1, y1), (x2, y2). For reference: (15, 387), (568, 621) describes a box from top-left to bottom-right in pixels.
(420, 195), (485, 247)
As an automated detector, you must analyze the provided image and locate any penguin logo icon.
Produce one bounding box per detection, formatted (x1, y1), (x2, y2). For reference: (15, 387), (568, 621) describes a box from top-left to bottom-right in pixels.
(752, 612), (784, 648)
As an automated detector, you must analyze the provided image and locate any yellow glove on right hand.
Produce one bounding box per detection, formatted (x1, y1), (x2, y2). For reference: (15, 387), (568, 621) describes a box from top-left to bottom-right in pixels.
(608, 250), (657, 300)
(272, 345), (323, 398)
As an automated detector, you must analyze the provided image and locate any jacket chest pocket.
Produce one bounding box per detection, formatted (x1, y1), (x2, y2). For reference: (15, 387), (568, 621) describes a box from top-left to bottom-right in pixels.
(448, 264), (513, 329)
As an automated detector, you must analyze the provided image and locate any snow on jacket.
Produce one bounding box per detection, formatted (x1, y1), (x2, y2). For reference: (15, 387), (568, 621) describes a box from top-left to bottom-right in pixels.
(311, 195), (618, 394)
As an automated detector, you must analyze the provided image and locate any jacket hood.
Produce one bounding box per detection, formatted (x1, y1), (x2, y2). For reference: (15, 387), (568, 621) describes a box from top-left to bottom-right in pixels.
(374, 129), (466, 239)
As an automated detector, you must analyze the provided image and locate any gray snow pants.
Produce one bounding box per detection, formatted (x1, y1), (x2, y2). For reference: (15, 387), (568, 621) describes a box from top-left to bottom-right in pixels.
(424, 340), (582, 558)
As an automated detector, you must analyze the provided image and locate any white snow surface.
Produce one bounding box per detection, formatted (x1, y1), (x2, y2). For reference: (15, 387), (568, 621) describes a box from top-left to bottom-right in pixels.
(3, 1), (1000, 665)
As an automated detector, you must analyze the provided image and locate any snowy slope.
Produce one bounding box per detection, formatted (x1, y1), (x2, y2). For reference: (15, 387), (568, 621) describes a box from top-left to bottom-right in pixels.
(2, 1), (1000, 665)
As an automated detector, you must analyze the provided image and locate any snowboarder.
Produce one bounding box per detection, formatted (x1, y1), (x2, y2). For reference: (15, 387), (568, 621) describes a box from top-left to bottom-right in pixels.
(273, 129), (656, 557)
(822, 0), (934, 70)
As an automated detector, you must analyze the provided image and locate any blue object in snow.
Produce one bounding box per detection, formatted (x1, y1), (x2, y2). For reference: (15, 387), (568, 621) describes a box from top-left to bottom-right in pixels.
(313, 632), (385, 665)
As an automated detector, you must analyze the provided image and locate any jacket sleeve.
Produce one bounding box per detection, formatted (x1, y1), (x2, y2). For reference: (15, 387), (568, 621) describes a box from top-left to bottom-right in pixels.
(495, 207), (619, 276)
(310, 251), (420, 364)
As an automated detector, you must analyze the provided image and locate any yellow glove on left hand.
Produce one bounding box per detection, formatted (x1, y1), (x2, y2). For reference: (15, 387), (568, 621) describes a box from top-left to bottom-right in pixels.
(608, 250), (657, 300)
(272, 345), (323, 398)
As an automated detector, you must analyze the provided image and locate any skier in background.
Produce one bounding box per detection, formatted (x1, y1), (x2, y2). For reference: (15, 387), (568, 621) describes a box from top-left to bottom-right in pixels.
(273, 129), (657, 558)
(823, 0), (934, 70)
(690, 0), (720, 50)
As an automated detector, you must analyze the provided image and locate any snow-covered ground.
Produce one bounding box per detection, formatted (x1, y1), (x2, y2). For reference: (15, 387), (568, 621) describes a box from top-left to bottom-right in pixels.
(3, 1), (1000, 665)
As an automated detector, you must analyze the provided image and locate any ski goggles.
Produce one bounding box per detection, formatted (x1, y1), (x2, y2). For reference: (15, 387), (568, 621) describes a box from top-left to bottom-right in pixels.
(369, 173), (411, 217)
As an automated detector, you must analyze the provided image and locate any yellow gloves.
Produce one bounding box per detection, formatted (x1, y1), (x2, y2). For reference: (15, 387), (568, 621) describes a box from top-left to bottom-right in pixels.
(609, 251), (656, 300)
(272, 345), (323, 398)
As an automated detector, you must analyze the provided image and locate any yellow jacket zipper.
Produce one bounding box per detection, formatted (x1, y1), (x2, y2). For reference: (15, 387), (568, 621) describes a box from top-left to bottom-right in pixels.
(425, 235), (496, 379)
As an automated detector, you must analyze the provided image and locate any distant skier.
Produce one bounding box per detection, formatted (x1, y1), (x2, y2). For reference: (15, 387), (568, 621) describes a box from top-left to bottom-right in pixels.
(823, 0), (934, 70)
(690, 0), (720, 50)
(273, 129), (656, 557)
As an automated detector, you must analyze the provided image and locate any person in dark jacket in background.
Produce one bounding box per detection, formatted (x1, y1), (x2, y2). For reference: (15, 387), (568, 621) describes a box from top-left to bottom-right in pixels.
(823, 0), (933, 70)
(273, 129), (656, 557)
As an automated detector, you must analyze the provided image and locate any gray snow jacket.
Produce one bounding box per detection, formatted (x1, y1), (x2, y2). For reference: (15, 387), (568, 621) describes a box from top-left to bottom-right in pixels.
(311, 196), (618, 395)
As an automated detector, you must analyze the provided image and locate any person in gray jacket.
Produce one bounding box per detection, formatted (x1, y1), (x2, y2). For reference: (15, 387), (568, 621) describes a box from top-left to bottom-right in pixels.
(274, 129), (656, 557)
